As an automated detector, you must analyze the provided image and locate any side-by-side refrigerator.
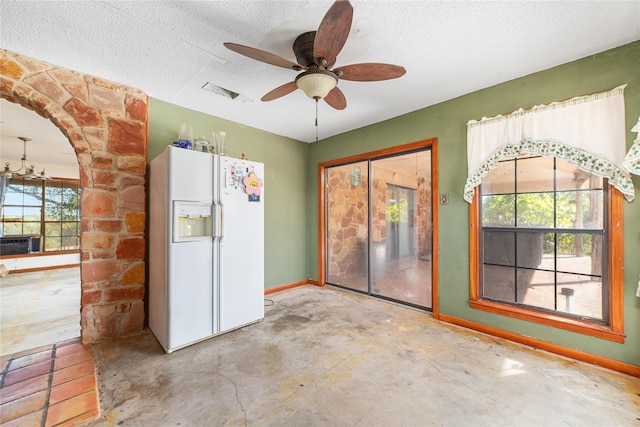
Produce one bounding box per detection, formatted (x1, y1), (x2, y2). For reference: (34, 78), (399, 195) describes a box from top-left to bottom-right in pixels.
(149, 146), (264, 353)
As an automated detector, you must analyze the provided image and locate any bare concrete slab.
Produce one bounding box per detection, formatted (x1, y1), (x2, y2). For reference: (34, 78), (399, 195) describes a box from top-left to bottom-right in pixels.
(1, 267), (81, 356)
(86, 285), (639, 426)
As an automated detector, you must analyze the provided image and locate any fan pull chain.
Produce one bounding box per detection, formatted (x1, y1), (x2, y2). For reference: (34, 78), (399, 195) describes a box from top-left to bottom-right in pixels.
(315, 98), (319, 143)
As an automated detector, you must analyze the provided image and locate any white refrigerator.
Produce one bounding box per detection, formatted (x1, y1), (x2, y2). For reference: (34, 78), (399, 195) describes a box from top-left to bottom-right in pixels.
(149, 146), (264, 353)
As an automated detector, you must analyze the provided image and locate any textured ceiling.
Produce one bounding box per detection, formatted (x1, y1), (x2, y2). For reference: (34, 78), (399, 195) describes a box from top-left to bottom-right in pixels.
(1, 0), (639, 164)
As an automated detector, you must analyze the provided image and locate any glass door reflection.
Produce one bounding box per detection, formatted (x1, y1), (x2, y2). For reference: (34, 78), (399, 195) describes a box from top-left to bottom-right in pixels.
(325, 161), (369, 293)
(371, 153), (432, 308)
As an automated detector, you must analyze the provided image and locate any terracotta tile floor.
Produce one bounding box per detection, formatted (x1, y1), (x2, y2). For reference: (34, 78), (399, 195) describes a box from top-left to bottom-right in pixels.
(0, 337), (99, 427)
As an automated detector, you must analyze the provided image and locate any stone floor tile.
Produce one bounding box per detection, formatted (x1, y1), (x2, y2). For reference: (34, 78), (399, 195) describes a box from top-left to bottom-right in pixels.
(2, 360), (51, 387)
(12, 345), (52, 360)
(54, 343), (88, 359)
(0, 373), (49, 405)
(49, 374), (96, 405)
(54, 350), (93, 371)
(54, 337), (82, 348)
(53, 408), (99, 427)
(44, 391), (98, 427)
(0, 390), (47, 424)
(51, 360), (94, 387)
(0, 410), (44, 427)
(8, 349), (53, 371)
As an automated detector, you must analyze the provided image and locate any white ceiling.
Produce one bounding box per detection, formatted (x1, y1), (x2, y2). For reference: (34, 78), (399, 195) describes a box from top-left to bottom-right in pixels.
(1, 0), (639, 164)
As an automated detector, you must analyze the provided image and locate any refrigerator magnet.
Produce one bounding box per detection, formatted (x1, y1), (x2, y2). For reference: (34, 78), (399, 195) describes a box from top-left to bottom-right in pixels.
(243, 172), (263, 202)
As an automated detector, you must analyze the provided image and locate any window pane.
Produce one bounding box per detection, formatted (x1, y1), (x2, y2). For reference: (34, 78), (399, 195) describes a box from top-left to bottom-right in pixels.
(482, 194), (515, 226)
(556, 159), (603, 191)
(23, 207), (41, 222)
(517, 156), (554, 193)
(46, 182), (62, 201)
(556, 272), (603, 320)
(3, 223), (22, 235)
(482, 160), (514, 195)
(61, 222), (77, 237)
(517, 267), (555, 310)
(70, 236), (79, 250)
(2, 206), (22, 221)
(516, 192), (554, 228)
(61, 236), (79, 250)
(45, 205), (61, 221)
(22, 181), (43, 205)
(516, 232), (548, 269)
(483, 230), (515, 266)
(483, 265), (515, 302)
(4, 193), (24, 205)
(23, 222), (41, 235)
(556, 190), (603, 229)
(556, 233), (603, 276)
(44, 236), (61, 252)
(46, 222), (61, 236)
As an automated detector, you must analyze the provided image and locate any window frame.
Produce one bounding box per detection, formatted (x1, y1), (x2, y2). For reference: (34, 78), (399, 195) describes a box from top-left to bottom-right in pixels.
(469, 169), (625, 343)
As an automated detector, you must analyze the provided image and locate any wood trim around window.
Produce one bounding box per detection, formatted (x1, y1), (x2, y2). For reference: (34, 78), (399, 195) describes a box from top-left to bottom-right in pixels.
(469, 186), (625, 343)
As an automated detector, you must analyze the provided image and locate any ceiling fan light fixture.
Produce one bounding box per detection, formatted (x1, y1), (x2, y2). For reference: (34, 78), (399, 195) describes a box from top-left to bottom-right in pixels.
(295, 69), (337, 100)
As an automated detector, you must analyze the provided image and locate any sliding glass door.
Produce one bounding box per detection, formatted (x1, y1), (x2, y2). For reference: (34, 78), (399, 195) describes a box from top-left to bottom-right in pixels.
(325, 149), (433, 309)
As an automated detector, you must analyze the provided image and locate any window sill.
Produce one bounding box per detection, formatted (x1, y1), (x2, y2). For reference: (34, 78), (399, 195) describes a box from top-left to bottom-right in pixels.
(0, 250), (80, 260)
(470, 299), (625, 343)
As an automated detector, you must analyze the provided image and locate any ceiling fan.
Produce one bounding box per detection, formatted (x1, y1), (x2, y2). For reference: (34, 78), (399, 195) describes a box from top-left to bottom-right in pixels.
(224, 0), (406, 110)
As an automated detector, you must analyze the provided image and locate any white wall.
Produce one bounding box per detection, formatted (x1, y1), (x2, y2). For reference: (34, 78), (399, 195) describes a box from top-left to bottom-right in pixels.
(0, 252), (80, 273)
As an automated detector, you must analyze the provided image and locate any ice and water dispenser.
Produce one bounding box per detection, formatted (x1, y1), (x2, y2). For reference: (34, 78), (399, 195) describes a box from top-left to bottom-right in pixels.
(173, 201), (213, 242)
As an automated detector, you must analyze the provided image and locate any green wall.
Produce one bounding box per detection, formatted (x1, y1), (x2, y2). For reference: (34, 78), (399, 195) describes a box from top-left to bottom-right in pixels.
(147, 99), (309, 290)
(306, 41), (640, 366)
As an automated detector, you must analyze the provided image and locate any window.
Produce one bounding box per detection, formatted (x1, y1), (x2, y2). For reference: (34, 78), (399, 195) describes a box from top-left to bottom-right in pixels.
(1, 177), (80, 252)
(470, 155), (624, 342)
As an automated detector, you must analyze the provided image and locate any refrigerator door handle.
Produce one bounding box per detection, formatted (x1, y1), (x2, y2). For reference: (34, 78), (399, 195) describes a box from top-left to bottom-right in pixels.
(219, 203), (224, 239)
(213, 204), (219, 238)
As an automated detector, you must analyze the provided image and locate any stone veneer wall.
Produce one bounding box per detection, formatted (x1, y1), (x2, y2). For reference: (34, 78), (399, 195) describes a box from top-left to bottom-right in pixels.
(326, 167), (368, 282)
(0, 49), (147, 343)
(327, 165), (432, 283)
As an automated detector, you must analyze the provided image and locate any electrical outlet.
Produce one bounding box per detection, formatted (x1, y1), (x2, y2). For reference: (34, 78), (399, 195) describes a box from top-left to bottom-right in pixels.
(440, 193), (449, 205)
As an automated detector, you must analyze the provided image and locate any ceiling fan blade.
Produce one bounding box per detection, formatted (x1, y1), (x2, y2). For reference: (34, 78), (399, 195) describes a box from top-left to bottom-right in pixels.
(324, 86), (347, 110)
(313, 0), (353, 67)
(261, 81), (298, 102)
(224, 42), (303, 71)
(333, 63), (407, 81)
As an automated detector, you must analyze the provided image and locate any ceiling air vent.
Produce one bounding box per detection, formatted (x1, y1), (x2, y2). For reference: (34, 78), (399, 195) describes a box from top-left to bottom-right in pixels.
(202, 82), (253, 102)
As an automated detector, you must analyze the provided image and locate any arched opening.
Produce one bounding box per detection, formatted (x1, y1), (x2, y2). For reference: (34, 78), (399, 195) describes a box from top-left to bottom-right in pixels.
(0, 98), (82, 355)
(1, 49), (148, 344)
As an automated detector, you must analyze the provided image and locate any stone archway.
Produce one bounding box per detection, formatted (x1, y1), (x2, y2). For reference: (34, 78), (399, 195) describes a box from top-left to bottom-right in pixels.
(1, 49), (147, 343)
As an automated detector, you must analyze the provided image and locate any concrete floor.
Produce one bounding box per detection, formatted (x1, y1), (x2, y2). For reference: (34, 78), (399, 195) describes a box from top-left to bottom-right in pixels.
(84, 285), (639, 426)
(0, 267), (81, 356)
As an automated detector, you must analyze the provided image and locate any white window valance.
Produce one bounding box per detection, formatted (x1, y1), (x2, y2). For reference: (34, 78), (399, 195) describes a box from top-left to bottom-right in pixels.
(464, 85), (634, 202)
(623, 116), (640, 175)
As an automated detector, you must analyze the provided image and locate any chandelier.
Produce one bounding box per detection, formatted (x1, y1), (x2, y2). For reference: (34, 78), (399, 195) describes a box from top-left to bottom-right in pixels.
(2, 136), (50, 180)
